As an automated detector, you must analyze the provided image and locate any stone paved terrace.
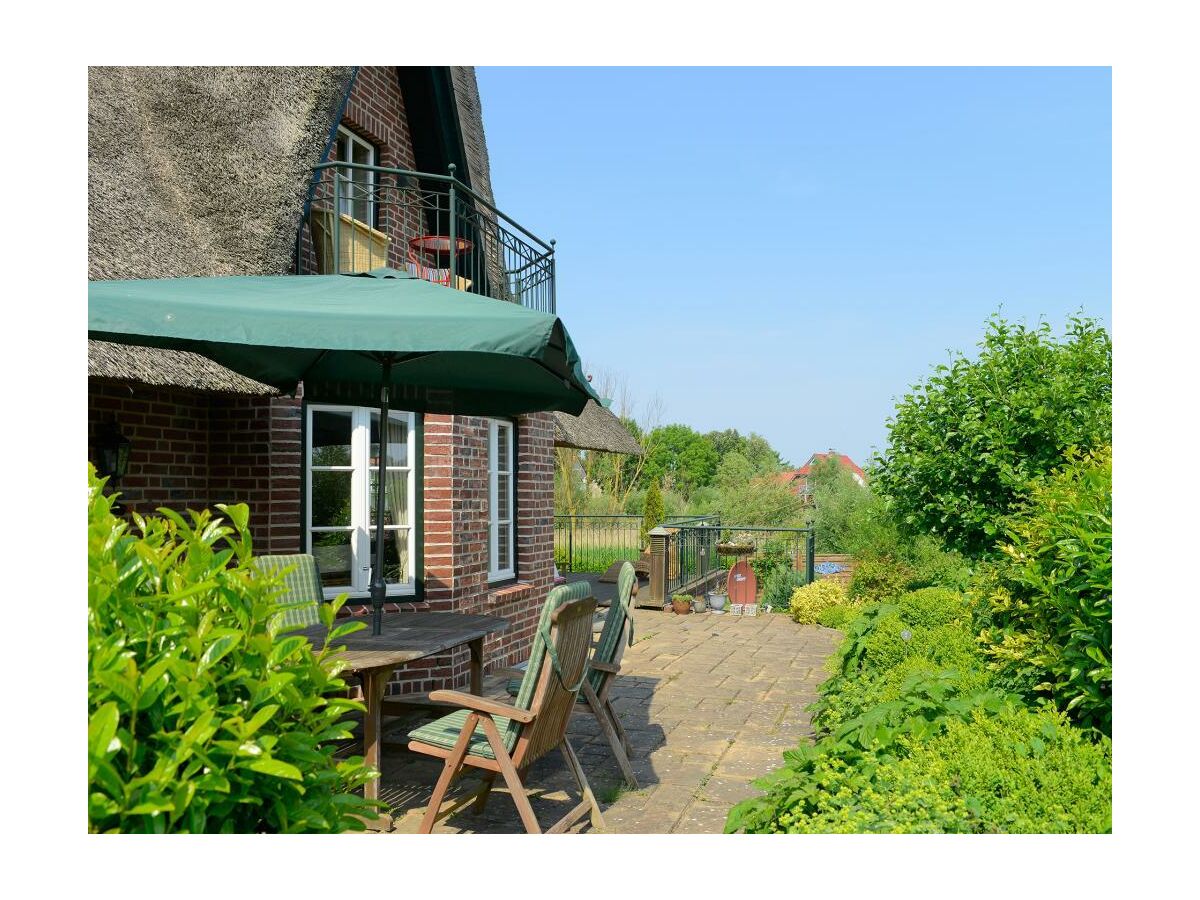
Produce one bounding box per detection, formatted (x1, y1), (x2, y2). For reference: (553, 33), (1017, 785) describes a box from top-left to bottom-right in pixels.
(373, 607), (842, 834)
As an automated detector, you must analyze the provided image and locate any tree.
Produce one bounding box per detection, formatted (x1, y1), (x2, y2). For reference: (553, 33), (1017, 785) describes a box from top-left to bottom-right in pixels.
(643, 424), (719, 498)
(641, 481), (664, 548)
(715, 450), (807, 526)
(873, 315), (1111, 556)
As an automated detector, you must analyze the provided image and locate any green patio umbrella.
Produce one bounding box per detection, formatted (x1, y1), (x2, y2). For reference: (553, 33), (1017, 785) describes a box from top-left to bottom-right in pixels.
(89, 268), (600, 633)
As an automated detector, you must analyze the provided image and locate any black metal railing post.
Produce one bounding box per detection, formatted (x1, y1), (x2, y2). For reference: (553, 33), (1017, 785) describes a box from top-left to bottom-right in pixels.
(806, 530), (816, 585)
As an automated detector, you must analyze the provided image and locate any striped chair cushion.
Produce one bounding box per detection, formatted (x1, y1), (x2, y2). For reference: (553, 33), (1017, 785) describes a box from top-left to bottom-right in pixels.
(407, 708), (517, 760)
(255, 554), (322, 628)
(587, 562), (636, 693)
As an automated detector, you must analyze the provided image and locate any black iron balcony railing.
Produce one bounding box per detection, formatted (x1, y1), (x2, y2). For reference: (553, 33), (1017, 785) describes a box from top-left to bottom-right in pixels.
(295, 162), (556, 314)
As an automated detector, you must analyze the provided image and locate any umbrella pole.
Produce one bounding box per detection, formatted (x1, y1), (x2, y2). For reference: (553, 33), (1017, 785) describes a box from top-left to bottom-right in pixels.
(370, 359), (393, 636)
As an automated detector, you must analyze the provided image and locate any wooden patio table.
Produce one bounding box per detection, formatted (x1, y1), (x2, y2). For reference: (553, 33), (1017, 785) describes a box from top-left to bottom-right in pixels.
(295, 611), (510, 806)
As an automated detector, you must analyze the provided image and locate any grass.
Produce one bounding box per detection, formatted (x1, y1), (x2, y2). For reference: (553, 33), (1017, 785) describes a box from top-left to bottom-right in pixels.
(596, 782), (634, 805)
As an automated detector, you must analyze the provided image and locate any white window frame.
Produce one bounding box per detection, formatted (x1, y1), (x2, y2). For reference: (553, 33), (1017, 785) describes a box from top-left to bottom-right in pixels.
(306, 404), (416, 600)
(488, 419), (515, 582)
(336, 125), (377, 226)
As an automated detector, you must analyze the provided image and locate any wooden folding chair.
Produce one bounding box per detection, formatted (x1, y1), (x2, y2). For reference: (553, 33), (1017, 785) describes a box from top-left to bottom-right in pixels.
(503, 564), (639, 788)
(407, 590), (603, 834)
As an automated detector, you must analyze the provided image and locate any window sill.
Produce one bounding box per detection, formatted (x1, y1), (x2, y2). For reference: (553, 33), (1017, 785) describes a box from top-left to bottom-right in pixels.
(487, 582), (533, 607)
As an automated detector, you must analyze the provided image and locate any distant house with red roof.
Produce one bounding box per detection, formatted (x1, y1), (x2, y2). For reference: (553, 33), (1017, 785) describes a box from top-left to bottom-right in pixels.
(776, 450), (866, 500)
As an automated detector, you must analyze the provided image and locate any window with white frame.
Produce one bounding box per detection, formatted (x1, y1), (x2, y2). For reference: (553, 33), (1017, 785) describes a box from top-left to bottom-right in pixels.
(336, 126), (377, 227)
(488, 419), (515, 581)
(307, 405), (416, 598)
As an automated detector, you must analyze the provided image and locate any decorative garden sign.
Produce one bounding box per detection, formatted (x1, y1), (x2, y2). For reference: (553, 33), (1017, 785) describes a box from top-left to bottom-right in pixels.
(727, 559), (757, 607)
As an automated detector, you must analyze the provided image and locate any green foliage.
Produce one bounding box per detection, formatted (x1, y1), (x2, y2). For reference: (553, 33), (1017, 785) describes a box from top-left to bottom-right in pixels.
(815, 603), (861, 630)
(761, 567), (809, 613)
(896, 587), (971, 629)
(705, 428), (787, 473)
(88, 465), (378, 833)
(847, 556), (916, 605)
(805, 461), (868, 554)
(748, 539), (795, 584)
(728, 702), (1110, 833)
(641, 481), (664, 548)
(872, 315), (1112, 557)
(642, 424), (720, 498)
(974, 446), (1112, 735)
(715, 451), (808, 527)
(788, 579), (852, 625)
(732, 584), (1109, 834)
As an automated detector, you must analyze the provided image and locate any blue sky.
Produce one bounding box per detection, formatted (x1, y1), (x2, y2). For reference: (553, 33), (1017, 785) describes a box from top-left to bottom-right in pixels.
(476, 67), (1111, 468)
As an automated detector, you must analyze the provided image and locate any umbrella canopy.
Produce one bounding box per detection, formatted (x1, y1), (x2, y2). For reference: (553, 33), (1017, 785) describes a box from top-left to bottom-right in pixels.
(90, 267), (601, 634)
(88, 268), (598, 416)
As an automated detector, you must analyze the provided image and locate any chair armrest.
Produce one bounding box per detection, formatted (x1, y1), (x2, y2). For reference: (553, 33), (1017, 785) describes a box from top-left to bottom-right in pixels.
(588, 660), (621, 674)
(427, 690), (535, 723)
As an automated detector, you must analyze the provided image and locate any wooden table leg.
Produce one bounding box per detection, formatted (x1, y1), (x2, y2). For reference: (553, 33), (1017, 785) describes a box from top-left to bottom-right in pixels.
(361, 667), (392, 801)
(468, 637), (484, 695)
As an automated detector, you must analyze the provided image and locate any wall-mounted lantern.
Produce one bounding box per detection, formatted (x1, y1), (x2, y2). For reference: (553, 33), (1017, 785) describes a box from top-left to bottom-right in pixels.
(95, 420), (132, 484)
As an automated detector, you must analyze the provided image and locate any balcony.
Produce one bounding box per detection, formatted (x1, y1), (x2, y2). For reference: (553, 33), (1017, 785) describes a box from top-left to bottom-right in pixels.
(295, 162), (556, 314)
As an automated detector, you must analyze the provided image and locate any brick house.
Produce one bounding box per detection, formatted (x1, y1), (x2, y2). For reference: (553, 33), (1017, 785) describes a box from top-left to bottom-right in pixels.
(87, 66), (605, 697)
(776, 450), (867, 501)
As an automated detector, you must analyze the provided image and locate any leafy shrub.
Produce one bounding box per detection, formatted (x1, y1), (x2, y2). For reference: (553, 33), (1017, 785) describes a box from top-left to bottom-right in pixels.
(749, 540), (796, 585)
(847, 556), (915, 605)
(872, 315), (1111, 557)
(728, 703), (1110, 833)
(761, 567), (808, 613)
(812, 592), (991, 735)
(815, 603), (861, 630)
(88, 466), (378, 833)
(895, 587), (970, 629)
(789, 579), (851, 625)
(726, 670), (1009, 834)
(973, 446), (1112, 735)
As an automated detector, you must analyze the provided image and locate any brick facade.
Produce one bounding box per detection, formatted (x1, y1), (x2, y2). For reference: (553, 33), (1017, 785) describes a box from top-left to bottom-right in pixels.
(89, 67), (558, 697)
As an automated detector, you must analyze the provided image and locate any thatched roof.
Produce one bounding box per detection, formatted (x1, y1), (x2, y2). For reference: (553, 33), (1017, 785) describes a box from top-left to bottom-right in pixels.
(89, 66), (354, 280)
(87, 341), (278, 395)
(88, 66), (354, 393)
(86, 67), (531, 396)
(553, 401), (643, 456)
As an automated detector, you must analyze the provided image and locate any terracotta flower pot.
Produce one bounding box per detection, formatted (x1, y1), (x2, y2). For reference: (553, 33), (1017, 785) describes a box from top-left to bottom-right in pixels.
(671, 597), (692, 615)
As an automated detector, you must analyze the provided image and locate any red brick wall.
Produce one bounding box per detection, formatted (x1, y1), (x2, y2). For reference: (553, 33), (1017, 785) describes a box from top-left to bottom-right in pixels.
(88, 382), (303, 554)
(297, 65), (423, 276)
(383, 412), (556, 697)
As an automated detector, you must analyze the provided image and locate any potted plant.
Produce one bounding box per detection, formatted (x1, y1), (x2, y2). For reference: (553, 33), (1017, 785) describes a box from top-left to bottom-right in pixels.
(706, 590), (728, 612)
(691, 596), (706, 614)
(671, 593), (693, 615)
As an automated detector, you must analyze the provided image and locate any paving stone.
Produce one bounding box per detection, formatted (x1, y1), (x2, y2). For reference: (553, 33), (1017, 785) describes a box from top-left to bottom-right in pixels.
(368, 615), (836, 835)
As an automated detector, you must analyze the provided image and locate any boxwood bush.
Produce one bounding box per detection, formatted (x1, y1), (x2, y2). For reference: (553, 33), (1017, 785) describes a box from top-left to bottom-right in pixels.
(88, 465), (379, 833)
(788, 579), (853, 625)
(732, 581), (1111, 833)
(729, 703), (1110, 833)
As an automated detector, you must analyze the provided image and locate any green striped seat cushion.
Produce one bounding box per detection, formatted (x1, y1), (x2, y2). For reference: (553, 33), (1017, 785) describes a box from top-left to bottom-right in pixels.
(255, 554), (322, 628)
(407, 708), (517, 760)
(587, 562), (636, 693)
(504, 579), (600, 697)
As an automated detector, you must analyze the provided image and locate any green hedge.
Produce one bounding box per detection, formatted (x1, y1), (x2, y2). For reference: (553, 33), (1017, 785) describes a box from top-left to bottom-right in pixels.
(729, 584), (1110, 833)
